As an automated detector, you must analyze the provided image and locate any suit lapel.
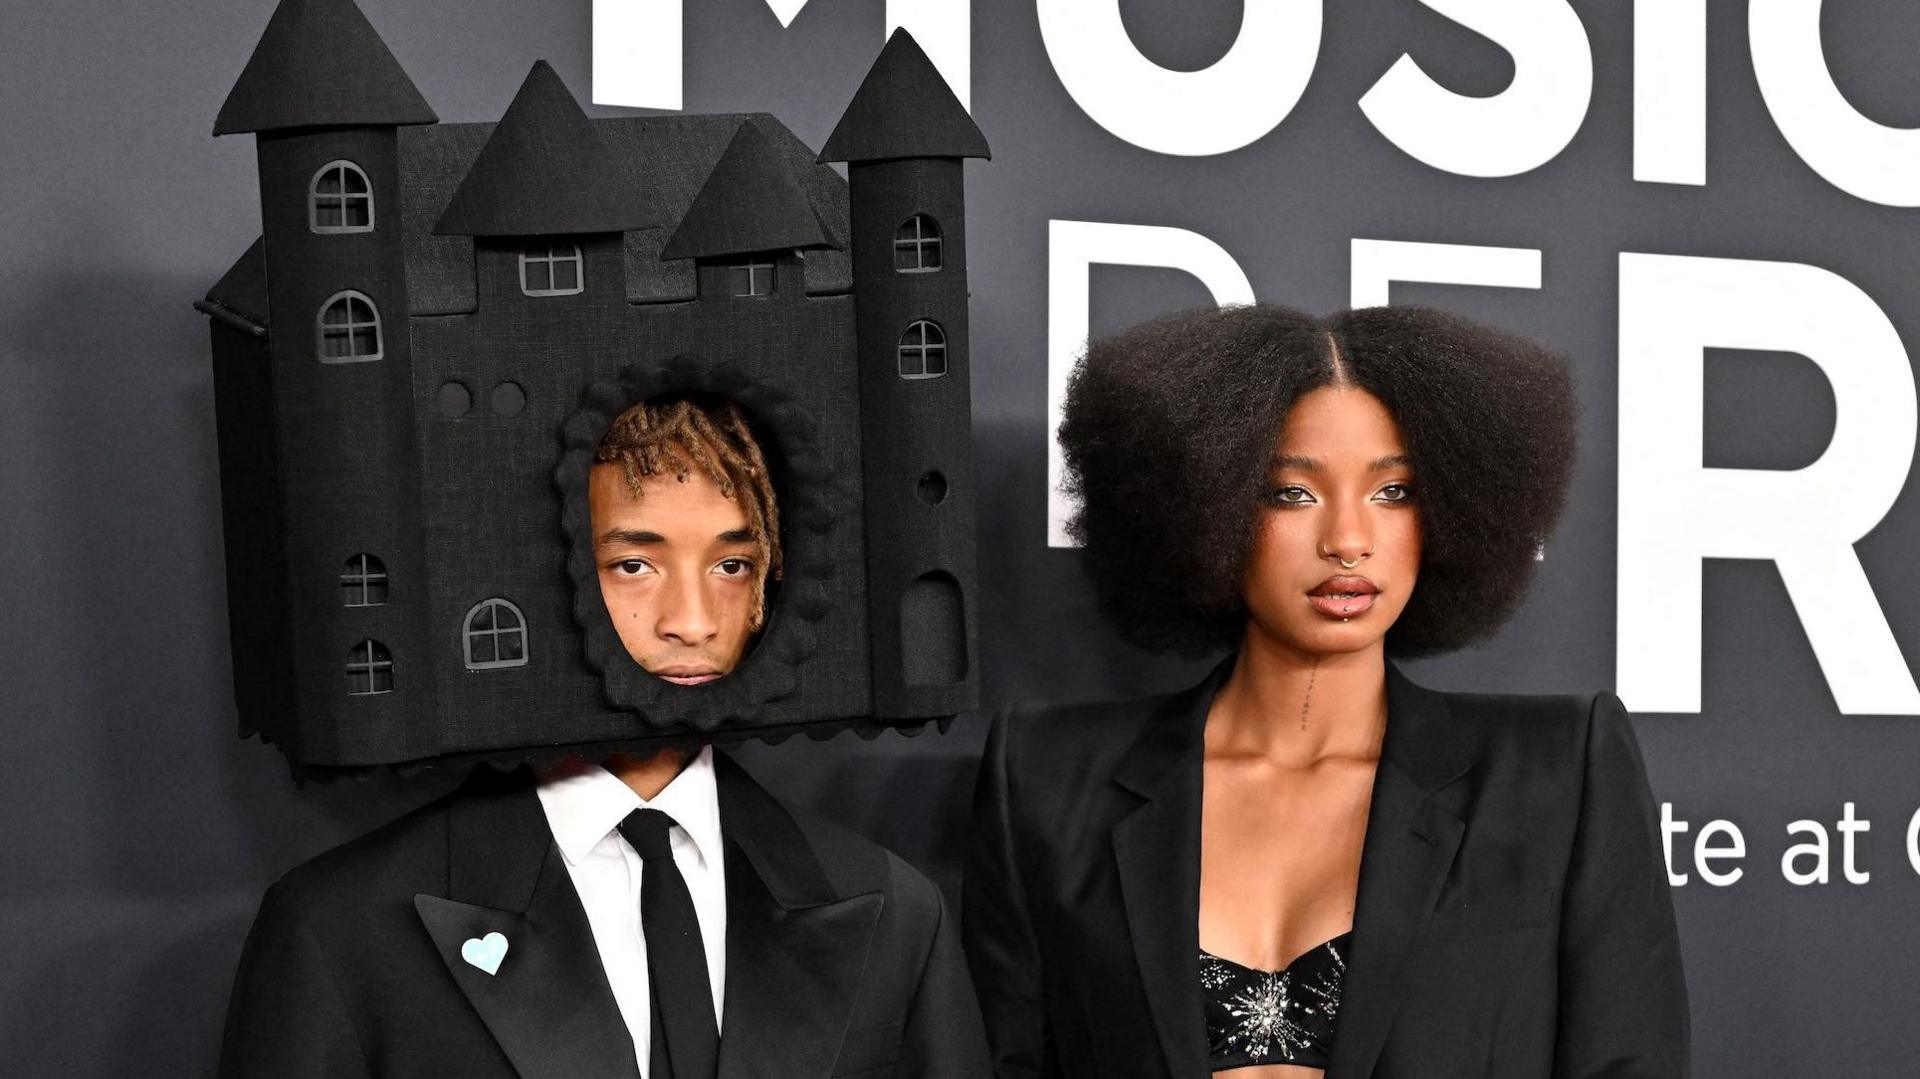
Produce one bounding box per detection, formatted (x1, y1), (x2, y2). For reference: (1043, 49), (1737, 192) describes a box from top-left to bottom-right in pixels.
(415, 767), (640, 1079)
(1110, 662), (1229, 1079)
(1325, 664), (1472, 1079)
(710, 752), (884, 1079)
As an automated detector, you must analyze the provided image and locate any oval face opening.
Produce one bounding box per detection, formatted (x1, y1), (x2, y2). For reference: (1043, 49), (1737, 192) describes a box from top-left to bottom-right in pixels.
(585, 392), (788, 688)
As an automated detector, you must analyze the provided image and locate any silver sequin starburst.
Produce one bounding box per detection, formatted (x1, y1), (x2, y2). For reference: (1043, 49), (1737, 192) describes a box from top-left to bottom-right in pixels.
(1224, 971), (1314, 1059)
(1201, 938), (1348, 1063)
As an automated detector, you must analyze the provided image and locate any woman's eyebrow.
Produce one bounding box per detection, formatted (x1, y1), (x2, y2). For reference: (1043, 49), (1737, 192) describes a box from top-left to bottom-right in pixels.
(1270, 454), (1411, 471)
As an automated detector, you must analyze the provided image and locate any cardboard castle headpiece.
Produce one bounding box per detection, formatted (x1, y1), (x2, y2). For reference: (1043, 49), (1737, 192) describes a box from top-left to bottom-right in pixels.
(197, 0), (989, 772)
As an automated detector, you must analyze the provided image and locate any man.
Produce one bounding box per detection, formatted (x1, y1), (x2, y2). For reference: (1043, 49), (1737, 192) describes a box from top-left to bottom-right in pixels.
(219, 395), (988, 1078)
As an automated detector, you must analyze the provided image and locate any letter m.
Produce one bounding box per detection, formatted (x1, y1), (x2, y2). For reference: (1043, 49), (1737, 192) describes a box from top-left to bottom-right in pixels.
(593, 0), (970, 110)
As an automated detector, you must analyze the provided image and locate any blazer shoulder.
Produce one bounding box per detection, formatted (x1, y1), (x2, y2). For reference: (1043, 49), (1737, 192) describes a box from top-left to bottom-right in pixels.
(1444, 685), (1598, 727)
(268, 785), (465, 912)
(782, 800), (943, 914)
(997, 687), (1184, 774)
(1438, 686), (1629, 774)
(1013, 687), (1180, 730)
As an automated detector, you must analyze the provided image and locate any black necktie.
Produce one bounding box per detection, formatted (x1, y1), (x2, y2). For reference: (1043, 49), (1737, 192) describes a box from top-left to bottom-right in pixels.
(617, 808), (719, 1079)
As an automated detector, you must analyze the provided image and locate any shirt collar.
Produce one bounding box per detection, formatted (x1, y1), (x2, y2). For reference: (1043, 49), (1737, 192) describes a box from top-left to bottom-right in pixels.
(535, 746), (723, 870)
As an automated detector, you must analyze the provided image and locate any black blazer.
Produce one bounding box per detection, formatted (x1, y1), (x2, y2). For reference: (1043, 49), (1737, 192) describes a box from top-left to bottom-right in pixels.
(963, 662), (1688, 1078)
(220, 751), (988, 1078)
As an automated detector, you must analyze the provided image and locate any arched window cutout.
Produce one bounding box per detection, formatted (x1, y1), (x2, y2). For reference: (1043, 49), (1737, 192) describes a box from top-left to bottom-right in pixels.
(900, 571), (966, 685)
(309, 161), (374, 233)
(894, 214), (942, 272)
(464, 598), (530, 670)
(340, 553), (388, 606)
(317, 291), (383, 363)
(520, 243), (584, 296)
(897, 319), (947, 380)
(346, 639), (394, 695)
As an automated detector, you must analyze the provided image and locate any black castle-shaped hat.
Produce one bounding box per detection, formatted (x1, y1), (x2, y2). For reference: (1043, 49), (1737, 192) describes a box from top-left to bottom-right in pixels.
(197, 0), (988, 774)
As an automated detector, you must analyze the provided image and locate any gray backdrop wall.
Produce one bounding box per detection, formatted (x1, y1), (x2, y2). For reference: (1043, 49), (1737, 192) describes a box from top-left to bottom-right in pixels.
(6, 0), (1920, 1074)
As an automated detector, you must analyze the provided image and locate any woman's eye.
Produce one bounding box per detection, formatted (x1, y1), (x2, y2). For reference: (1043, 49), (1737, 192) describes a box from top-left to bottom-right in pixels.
(1376, 483), (1414, 503)
(612, 559), (652, 576)
(715, 558), (752, 577)
(1268, 485), (1314, 505)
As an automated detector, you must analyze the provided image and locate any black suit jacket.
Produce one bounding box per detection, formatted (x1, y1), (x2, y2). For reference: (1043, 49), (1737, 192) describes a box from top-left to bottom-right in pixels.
(963, 662), (1688, 1078)
(221, 751), (988, 1078)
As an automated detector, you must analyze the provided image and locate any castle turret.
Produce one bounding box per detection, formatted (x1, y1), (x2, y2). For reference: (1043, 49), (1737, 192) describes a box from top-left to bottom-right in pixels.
(433, 60), (650, 358)
(821, 30), (989, 720)
(213, 0), (437, 763)
(665, 120), (841, 301)
(435, 61), (648, 240)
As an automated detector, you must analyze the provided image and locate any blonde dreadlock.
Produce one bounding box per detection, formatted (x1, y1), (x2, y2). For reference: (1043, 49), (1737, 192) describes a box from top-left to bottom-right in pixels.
(593, 396), (783, 628)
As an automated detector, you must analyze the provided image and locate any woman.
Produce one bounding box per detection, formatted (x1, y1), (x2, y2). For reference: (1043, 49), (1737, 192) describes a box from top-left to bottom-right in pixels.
(964, 305), (1687, 1077)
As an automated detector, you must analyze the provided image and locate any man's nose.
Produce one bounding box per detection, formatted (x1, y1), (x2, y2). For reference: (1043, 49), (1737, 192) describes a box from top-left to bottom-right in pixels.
(656, 574), (718, 646)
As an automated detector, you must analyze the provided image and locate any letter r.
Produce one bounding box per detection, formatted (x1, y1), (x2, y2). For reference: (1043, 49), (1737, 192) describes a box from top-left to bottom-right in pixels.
(1616, 253), (1920, 714)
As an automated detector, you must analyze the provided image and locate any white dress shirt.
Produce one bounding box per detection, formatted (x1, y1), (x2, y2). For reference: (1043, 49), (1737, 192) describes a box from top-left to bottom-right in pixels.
(535, 748), (728, 1076)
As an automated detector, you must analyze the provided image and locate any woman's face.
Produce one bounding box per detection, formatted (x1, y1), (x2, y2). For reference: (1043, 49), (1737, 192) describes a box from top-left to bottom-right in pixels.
(1241, 385), (1422, 659)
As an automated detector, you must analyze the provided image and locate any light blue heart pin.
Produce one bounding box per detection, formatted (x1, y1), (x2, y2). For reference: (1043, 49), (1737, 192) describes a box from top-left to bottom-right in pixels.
(461, 931), (508, 976)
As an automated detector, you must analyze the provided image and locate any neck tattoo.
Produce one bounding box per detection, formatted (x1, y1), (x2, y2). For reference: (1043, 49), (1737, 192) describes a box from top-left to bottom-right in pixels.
(1299, 660), (1320, 732)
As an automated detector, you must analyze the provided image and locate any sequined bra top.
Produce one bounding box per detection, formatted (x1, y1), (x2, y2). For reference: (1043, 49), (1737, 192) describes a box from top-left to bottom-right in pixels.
(1200, 931), (1351, 1071)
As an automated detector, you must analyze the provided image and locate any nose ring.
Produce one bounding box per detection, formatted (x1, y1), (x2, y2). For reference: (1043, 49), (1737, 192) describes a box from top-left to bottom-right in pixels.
(1320, 544), (1373, 570)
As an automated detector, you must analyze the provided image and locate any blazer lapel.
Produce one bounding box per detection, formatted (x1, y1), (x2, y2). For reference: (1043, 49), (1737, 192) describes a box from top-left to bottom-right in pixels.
(414, 767), (640, 1079)
(1110, 661), (1231, 1079)
(710, 752), (884, 1079)
(1325, 664), (1472, 1079)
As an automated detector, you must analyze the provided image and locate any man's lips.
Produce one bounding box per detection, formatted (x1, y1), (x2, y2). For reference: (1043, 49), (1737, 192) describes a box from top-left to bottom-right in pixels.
(651, 666), (723, 685)
(1307, 575), (1379, 619)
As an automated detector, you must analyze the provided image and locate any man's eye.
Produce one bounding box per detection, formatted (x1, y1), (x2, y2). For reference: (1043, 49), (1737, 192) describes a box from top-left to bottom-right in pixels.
(715, 559), (752, 577)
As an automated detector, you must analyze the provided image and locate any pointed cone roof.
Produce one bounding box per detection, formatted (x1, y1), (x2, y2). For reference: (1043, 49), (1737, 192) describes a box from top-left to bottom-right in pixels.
(433, 61), (651, 237)
(213, 0), (436, 135)
(818, 29), (989, 164)
(662, 121), (840, 260)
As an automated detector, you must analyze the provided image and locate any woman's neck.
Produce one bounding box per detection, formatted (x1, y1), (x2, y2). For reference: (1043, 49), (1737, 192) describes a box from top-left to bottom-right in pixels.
(1207, 631), (1390, 766)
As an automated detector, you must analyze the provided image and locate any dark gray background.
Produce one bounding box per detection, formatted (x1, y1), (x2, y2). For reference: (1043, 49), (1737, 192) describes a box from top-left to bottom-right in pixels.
(6, 0), (1919, 1073)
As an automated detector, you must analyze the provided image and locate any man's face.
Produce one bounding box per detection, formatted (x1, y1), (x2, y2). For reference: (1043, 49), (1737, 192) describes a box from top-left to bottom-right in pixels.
(589, 462), (762, 684)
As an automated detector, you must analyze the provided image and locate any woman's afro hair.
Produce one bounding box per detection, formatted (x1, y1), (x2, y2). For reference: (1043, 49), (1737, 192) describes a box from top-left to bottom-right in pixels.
(1057, 303), (1577, 657)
